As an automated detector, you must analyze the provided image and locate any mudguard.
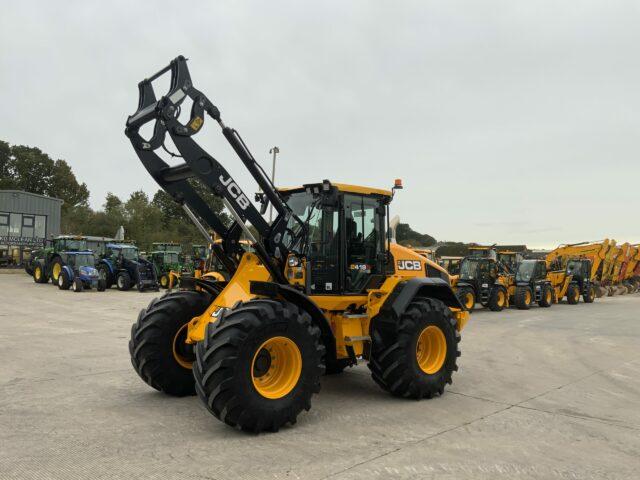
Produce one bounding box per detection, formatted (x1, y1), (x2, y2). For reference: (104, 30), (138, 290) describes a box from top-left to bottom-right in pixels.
(383, 277), (464, 320)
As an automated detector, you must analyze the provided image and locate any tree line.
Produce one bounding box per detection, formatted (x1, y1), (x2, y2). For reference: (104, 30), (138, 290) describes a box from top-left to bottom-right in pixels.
(1, 140), (228, 250)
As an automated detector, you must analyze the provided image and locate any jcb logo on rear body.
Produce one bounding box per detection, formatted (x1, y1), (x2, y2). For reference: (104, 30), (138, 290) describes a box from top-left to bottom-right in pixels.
(220, 175), (250, 210)
(397, 260), (422, 271)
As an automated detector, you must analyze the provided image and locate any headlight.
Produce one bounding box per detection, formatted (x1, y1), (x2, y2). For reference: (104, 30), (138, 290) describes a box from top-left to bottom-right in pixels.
(288, 256), (300, 268)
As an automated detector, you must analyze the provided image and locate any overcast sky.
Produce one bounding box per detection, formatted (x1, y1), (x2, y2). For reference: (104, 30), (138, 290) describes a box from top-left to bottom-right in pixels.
(1, 1), (639, 248)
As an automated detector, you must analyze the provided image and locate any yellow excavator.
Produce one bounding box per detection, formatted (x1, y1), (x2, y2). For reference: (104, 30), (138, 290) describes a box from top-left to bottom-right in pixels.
(620, 244), (640, 293)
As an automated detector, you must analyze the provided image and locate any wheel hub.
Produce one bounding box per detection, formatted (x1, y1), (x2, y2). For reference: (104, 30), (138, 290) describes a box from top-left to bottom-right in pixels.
(251, 336), (302, 399)
(416, 326), (447, 375)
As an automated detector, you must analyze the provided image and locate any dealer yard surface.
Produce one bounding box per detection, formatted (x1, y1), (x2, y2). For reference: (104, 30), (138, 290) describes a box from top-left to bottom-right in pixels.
(1, 274), (639, 479)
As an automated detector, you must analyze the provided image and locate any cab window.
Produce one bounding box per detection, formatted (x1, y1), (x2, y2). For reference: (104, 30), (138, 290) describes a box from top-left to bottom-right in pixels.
(344, 194), (383, 292)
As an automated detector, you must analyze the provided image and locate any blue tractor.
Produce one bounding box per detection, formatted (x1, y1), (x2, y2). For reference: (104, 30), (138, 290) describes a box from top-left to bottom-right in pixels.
(97, 243), (159, 292)
(56, 251), (106, 292)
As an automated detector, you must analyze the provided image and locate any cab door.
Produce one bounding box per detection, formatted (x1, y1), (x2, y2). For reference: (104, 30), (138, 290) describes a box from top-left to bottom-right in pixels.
(343, 194), (385, 293)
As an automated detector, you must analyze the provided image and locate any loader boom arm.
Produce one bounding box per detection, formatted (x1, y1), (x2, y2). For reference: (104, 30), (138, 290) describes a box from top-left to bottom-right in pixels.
(125, 56), (303, 283)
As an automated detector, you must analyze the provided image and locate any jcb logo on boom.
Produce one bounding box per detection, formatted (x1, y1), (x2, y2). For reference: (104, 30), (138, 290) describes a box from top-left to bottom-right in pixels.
(397, 260), (422, 271)
(220, 175), (250, 210)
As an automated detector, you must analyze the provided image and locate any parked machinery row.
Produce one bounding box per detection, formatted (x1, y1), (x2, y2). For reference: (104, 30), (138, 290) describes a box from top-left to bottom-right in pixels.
(447, 239), (639, 312)
(26, 234), (211, 293)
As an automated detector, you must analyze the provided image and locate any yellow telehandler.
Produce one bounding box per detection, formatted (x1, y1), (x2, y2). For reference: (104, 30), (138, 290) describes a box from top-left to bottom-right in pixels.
(454, 246), (515, 311)
(546, 239), (613, 299)
(125, 56), (469, 432)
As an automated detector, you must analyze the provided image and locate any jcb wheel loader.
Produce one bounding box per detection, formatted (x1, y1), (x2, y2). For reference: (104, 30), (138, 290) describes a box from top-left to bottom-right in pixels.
(125, 57), (469, 432)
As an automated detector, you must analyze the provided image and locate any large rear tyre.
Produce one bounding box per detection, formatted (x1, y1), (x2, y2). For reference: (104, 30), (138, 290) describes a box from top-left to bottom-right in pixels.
(566, 284), (580, 304)
(515, 286), (532, 310)
(456, 287), (475, 311)
(33, 264), (49, 284)
(129, 290), (212, 397)
(488, 287), (507, 311)
(50, 257), (63, 285)
(368, 298), (460, 399)
(117, 272), (132, 291)
(193, 299), (324, 433)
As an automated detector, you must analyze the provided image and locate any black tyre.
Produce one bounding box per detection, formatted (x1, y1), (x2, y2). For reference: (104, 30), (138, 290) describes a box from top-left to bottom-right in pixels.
(488, 287), (507, 312)
(159, 274), (169, 289)
(50, 257), (63, 285)
(583, 284), (595, 303)
(72, 277), (84, 293)
(368, 298), (460, 399)
(136, 282), (144, 292)
(538, 285), (553, 308)
(129, 290), (212, 397)
(193, 299), (324, 433)
(324, 357), (351, 375)
(58, 270), (71, 290)
(515, 286), (532, 310)
(97, 279), (106, 291)
(566, 284), (580, 304)
(33, 264), (48, 284)
(117, 272), (132, 291)
(456, 287), (475, 311)
(25, 263), (34, 275)
(98, 264), (112, 289)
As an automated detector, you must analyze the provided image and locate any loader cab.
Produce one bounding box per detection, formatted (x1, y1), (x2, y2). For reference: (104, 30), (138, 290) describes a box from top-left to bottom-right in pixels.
(515, 260), (547, 285)
(281, 182), (389, 295)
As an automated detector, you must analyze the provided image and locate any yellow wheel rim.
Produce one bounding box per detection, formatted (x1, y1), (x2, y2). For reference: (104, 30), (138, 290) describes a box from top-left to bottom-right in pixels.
(172, 323), (193, 369)
(497, 290), (505, 307)
(416, 326), (447, 375)
(574, 289), (580, 301)
(546, 289), (552, 304)
(525, 290), (531, 304)
(251, 336), (302, 399)
(160, 275), (168, 287)
(464, 292), (474, 309)
(35, 267), (41, 280)
(52, 263), (61, 280)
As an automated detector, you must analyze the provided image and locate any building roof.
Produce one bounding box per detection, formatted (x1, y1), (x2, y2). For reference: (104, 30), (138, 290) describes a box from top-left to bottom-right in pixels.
(0, 190), (64, 204)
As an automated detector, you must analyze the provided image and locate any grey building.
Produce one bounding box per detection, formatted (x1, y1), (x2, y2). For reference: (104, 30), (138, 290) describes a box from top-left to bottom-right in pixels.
(0, 190), (63, 266)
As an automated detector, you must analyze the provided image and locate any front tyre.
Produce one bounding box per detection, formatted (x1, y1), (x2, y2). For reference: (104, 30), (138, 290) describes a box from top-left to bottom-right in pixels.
(129, 291), (212, 396)
(456, 287), (475, 311)
(72, 277), (84, 292)
(567, 284), (580, 304)
(538, 285), (553, 308)
(368, 298), (460, 399)
(58, 270), (71, 290)
(488, 287), (507, 311)
(583, 284), (596, 303)
(515, 286), (532, 310)
(193, 299), (324, 433)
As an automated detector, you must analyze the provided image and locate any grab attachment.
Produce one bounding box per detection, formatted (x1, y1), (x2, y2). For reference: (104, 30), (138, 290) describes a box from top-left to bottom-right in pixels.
(125, 56), (305, 283)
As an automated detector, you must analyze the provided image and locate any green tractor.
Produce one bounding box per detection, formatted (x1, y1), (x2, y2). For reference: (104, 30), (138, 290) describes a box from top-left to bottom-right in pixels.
(32, 235), (90, 284)
(149, 242), (187, 288)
